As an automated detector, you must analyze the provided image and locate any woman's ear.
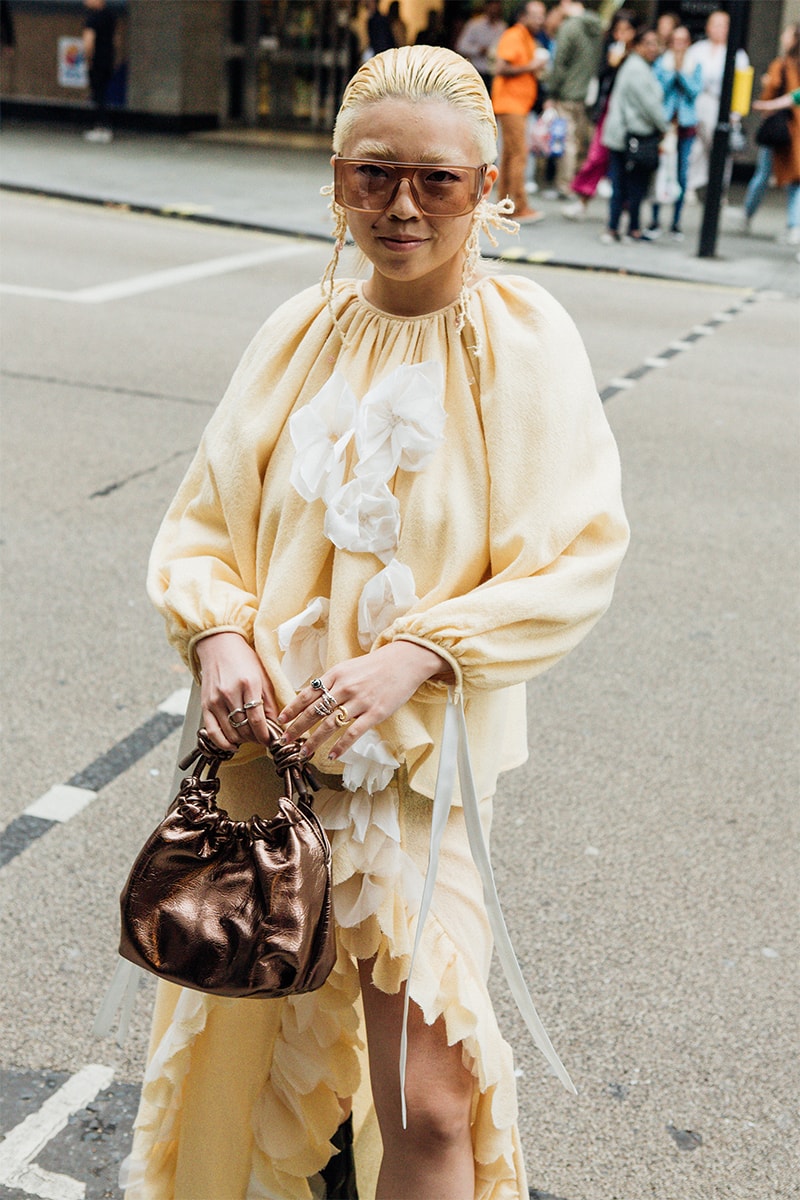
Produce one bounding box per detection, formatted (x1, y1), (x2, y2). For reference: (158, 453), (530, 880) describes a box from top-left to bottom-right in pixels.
(482, 164), (499, 198)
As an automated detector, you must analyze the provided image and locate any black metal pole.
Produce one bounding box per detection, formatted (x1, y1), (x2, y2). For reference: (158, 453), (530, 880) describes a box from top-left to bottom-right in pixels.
(697, 0), (749, 259)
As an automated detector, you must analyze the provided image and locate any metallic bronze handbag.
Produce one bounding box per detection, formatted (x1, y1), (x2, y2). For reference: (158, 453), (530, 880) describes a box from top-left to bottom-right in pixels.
(118, 723), (336, 998)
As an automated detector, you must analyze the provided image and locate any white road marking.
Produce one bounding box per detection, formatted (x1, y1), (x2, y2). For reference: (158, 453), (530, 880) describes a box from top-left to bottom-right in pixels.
(644, 356), (670, 368)
(669, 340), (694, 351)
(158, 688), (191, 717)
(0, 1063), (114, 1199)
(691, 325), (715, 335)
(608, 377), (636, 389)
(0, 242), (318, 304)
(24, 785), (97, 823)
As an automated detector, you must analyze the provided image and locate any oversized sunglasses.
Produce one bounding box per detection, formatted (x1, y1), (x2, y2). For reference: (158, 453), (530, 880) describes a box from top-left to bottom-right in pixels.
(333, 158), (488, 217)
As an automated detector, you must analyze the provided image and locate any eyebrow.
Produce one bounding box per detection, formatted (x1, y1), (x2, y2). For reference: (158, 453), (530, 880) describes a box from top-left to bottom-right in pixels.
(347, 143), (455, 164)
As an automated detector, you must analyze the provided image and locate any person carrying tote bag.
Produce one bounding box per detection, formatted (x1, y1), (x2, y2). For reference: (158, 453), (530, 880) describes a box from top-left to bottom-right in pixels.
(601, 27), (667, 243)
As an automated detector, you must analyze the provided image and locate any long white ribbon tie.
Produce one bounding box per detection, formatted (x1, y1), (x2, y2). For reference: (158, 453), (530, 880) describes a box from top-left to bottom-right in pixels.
(93, 957), (143, 1045)
(399, 693), (576, 1127)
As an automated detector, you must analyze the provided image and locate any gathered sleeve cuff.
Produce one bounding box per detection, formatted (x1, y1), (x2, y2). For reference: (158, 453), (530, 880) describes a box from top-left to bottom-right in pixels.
(375, 276), (629, 699)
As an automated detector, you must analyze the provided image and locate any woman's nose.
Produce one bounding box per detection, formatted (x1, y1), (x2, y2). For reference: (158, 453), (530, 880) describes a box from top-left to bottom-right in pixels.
(386, 178), (422, 219)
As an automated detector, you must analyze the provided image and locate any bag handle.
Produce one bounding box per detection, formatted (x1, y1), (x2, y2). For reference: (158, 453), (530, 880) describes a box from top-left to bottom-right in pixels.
(177, 723), (319, 808)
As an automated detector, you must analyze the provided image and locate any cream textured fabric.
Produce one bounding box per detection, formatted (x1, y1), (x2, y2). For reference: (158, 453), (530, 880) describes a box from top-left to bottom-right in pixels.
(147, 275), (629, 801)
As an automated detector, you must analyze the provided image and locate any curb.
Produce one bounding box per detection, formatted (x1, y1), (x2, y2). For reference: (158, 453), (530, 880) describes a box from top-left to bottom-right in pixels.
(2, 180), (756, 291)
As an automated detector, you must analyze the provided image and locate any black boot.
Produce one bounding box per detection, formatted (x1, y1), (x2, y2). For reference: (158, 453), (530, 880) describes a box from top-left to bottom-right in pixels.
(320, 1114), (359, 1199)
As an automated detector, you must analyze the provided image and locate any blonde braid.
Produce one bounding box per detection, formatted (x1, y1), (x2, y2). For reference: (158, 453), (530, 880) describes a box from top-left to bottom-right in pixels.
(456, 197), (518, 356)
(319, 184), (350, 347)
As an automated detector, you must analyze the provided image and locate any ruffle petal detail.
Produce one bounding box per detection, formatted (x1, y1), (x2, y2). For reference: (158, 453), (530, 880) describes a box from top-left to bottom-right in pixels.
(277, 596), (330, 690)
(338, 729), (400, 794)
(357, 559), (418, 651)
(122, 952), (362, 1200)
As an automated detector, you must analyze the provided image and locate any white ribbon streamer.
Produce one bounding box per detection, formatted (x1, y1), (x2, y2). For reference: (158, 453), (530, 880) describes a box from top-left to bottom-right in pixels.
(400, 694), (577, 1128)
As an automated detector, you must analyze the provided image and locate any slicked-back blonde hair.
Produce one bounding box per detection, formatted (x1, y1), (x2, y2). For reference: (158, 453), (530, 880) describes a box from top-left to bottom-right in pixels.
(321, 45), (516, 355)
(333, 45), (497, 163)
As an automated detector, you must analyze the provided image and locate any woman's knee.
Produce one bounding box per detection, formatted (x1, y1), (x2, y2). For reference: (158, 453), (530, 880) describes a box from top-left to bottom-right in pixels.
(399, 1067), (473, 1153)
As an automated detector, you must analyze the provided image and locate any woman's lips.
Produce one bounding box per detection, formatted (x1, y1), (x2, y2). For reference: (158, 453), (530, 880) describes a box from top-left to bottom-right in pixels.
(378, 236), (428, 252)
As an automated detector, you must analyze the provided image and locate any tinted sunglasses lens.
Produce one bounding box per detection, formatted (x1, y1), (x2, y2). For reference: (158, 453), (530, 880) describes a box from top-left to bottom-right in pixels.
(337, 162), (397, 210)
(414, 168), (475, 214)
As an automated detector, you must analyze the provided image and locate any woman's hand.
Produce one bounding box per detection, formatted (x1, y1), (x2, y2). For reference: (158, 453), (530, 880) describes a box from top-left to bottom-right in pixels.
(278, 641), (453, 762)
(195, 631), (279, 751)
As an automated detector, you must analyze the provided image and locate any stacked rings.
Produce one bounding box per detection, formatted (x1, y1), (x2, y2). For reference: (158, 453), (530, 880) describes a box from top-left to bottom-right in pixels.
(228, 698), (262, 729)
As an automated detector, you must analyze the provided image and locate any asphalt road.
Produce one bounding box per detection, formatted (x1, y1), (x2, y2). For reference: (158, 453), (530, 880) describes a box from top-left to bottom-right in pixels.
(0, 192), (797, 1200)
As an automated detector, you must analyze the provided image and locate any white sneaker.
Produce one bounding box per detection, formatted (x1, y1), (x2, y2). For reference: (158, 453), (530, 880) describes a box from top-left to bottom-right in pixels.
(596, 177), (612, 199)
(562, 201), (587, 221)
(83, 127), (113, 143)
(787, 227), (800, 246)
(525, 180), (539, 194)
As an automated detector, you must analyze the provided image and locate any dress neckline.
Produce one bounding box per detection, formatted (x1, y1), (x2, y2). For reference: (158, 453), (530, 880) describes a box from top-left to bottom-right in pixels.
(353, 279), (467, 322)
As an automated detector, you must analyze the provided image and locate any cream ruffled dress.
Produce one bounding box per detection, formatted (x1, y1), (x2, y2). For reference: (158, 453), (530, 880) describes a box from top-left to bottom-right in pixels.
(124, 275), (629, 1199)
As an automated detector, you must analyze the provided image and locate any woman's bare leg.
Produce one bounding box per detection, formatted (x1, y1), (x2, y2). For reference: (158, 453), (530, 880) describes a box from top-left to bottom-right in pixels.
(358, 958), (474, 1200)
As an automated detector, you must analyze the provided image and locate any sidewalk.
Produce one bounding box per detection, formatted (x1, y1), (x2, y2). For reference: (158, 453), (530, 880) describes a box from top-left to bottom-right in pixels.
(2, 121), (798, 295)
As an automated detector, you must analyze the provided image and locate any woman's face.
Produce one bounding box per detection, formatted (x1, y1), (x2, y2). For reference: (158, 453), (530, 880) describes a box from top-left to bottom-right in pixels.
(706, 12), (729, 45)
(612, 18), (636, 47)
(335, 97), (497, 317)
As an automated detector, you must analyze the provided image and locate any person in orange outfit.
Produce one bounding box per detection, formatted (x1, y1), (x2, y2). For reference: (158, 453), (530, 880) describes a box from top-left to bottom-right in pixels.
(492, 0), (549, 222)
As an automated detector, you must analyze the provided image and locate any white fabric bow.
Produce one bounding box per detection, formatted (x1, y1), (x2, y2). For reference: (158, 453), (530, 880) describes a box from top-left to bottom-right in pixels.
(276, 597), (330, 690)
(324, 477), (400, 564)
(355, 361), (446, 482)
(289, 371), (356, 503)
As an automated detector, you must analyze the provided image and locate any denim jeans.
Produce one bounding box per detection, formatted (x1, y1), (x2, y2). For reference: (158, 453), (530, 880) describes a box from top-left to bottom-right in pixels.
(744, 146), (774, 220)
(651, 133), (694, 231)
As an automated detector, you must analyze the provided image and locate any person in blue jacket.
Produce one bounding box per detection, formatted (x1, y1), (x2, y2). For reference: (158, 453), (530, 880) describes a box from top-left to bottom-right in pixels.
(649, 25), (702, 239)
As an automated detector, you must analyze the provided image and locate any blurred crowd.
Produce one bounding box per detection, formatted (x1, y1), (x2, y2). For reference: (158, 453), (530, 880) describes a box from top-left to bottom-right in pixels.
(355, 1), (800, 249)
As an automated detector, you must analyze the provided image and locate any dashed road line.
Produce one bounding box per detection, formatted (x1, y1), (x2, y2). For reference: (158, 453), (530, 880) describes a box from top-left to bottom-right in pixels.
(0, 1064), (114, 1199)
(599, 291), (759, 403)
(0, 691), (190, 869)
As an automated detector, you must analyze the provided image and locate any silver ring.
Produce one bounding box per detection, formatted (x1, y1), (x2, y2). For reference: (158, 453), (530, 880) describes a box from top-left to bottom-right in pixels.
(313, 701), (330, 719)
(311, 678), (324, 690)
(229, 714), (249, 729)
(242, 698), (263, 711)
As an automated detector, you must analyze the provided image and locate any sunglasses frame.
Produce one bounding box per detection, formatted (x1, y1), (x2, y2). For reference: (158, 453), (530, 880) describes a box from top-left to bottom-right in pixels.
(333, 158), (489, 217)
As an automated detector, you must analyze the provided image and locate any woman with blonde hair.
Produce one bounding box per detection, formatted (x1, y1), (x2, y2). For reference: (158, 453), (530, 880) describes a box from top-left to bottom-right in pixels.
(122, 44), (628, 1200)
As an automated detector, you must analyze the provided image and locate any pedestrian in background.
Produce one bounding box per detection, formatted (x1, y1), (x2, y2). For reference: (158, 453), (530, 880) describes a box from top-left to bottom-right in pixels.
(82, 0), (116, 143)
(648, 24), (702, 240)
(684, 9), (749, 200)
(562, 8), (637, 221)
(364, 0), (395, 58)
(601, 27), (667, 243)
(655, 10), (680, 53)
(492, 0), (549, 222)
(543, 0), (604, 199)
(123, 42), (628, 1200)
(387, 1), (408, 48)
(456, 0), (507, 94)
(743, 21), (800, 244)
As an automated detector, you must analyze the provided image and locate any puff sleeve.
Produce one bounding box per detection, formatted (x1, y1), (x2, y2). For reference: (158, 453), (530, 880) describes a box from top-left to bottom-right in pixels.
(375, 277), (630, 697)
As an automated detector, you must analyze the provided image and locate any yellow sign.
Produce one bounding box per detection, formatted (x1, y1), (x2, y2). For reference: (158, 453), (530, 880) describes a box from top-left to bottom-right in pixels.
(731, 66), (754, 117)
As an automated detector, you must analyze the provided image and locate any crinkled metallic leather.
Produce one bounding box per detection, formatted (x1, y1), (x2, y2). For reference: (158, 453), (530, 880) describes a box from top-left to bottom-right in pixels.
(118, 724), (336, 998)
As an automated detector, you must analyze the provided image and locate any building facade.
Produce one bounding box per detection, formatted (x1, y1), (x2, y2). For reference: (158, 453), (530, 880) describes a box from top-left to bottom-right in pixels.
(1, 0), (798, 136)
